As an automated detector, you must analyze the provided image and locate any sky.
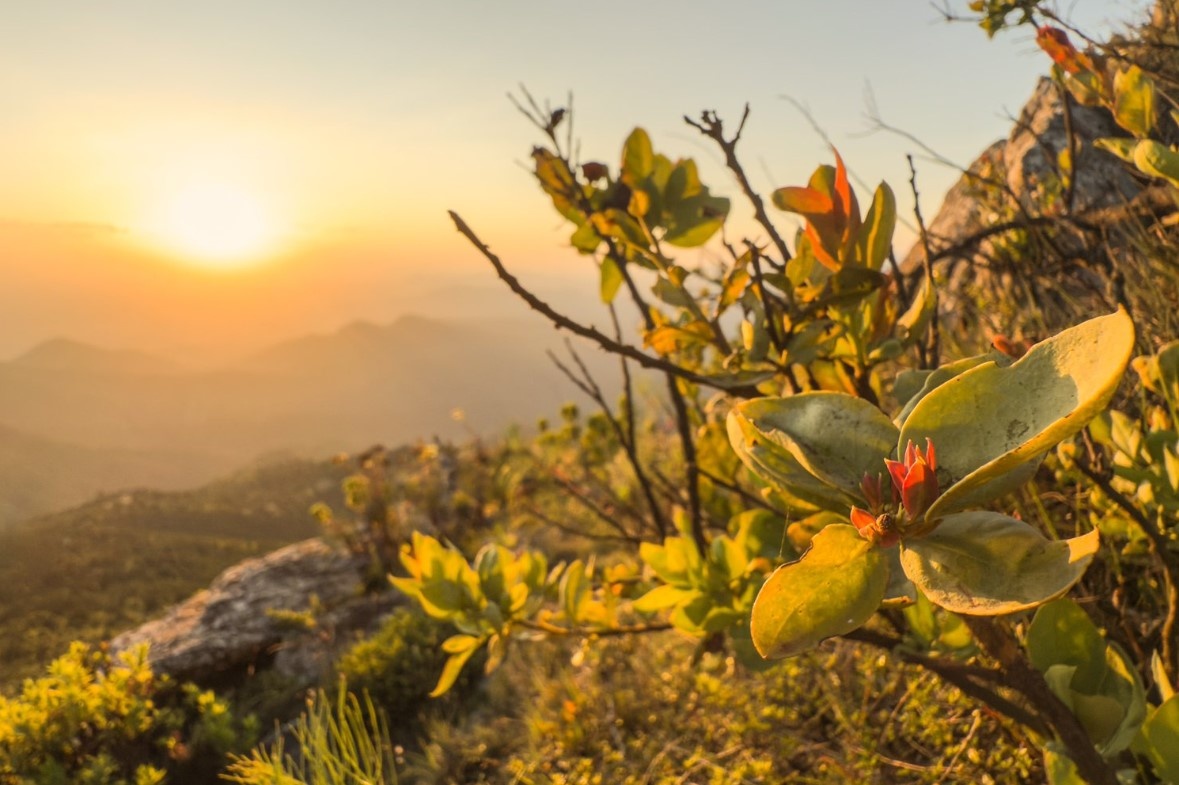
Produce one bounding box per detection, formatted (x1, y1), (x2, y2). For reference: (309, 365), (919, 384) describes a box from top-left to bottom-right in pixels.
(0, 1), (1147, 361)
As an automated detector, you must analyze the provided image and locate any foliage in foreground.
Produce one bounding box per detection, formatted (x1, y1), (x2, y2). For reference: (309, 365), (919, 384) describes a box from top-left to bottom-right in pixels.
(0, 643), (250, 785)
(386, 4), (1179, 784)
(222, 689), (395, 785)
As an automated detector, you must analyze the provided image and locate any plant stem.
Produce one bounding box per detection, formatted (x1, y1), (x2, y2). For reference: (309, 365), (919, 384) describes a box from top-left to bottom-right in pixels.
(961, 616), (1118, 785)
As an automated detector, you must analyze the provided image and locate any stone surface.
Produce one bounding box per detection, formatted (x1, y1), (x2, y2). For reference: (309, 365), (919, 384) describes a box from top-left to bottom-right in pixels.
(901, 77), (1147, 335)
(110, 538), (397, 684)
(905, 77), (1141, 273)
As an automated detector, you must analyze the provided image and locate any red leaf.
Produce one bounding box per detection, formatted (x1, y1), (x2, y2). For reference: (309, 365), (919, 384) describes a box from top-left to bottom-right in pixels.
(772, 186), (834, 219)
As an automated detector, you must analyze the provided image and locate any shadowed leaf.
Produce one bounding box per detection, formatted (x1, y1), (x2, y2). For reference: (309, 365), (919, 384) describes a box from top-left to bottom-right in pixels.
(900, 511), (1099, 615)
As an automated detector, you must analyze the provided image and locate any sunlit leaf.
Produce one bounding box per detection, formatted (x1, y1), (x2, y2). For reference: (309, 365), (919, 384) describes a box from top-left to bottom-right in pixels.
(750, 524), (888, 658)
(1133, 140), (1179, 188)
(1043, 741), (1085, 785)
(1093, 137), (1137, 163)
(665, 159), (704, 203)
(430, 644), (479, 697)
(633, 584), (699, 613)
(729, 393), (898, 504)
(1134, 694), (1179, 783)
(901, 309), (1134, 521)
(664, 193), (729, 247)
(1113, 65), (1155, 137)
(599, 257), (623, 302)
(854, 183), (896, 270)
(772, 186), (834, 218)
(571, 220), (601, 254)
(900, 511), (1100, 615)
(620, 127), (654, 185)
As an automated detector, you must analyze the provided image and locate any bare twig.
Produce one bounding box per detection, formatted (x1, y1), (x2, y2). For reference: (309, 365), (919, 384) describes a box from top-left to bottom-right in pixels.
(907, 155), (941, 368)
(551, 339), (669, 538)
(697, 466), (778, 513)
(684, 106), (795, 286)
(448, 211), (763, 398)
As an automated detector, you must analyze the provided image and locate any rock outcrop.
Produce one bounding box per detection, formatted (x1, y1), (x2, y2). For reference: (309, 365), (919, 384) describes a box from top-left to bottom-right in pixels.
(110, 538), (397, 685)
(907, 78), (1141, 271)
(903, 77), (1149, 336)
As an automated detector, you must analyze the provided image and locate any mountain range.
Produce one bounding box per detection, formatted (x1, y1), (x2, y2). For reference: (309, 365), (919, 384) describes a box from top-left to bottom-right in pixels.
(0, 313), (619, 525)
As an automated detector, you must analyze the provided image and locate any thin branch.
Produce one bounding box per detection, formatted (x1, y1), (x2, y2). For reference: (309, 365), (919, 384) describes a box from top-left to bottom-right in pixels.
(523, 505), (639, 545)
(907, 155), (941, 368)
(448, 211), (763, 398)
(842, 628), (1048, 736)
(697, 466), (778, 513)
(668, 373), (707, 553)
(519, 618), (673, 637)
(684, 106), (795, 285)
(550, 340), (669, 538)
(961, 616), (1119, 785)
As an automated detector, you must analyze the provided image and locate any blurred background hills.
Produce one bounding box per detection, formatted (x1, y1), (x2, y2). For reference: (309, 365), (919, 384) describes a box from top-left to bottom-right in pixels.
(0, 312), (615, 526)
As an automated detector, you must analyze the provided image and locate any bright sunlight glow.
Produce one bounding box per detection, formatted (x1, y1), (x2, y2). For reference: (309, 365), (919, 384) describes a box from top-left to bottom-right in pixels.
(145, 179), (281, 268)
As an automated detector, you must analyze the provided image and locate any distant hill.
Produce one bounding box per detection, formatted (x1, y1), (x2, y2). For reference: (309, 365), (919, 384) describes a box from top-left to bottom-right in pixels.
(0, 314), (618, 525)
(0, 454), (353, 685)
(10, 337), (181, 375)
(0, 423), (225, 525)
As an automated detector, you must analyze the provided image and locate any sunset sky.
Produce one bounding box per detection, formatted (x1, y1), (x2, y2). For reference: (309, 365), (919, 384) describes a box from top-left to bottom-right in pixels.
(1, 1), (1143, 361)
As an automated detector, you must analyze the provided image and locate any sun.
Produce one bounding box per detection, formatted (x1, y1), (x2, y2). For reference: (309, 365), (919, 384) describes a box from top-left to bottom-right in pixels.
(145, 179), (281, 268)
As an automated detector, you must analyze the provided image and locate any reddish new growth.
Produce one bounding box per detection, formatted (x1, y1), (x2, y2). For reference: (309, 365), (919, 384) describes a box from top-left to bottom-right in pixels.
(1035, 26), (1093, 76)
(851, 439), (940, 547)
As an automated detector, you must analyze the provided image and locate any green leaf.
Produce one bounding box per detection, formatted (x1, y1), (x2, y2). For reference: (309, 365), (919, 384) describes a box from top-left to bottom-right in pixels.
(728, 393), (899, 505)
(599, 257), (623, 303)
(894, 352), (1006, 425)
(633, 584), (699, 613)
(571, 220), (601, 254)
(1133, 140), (1179, 188)
(430, 644), (479, 697)
(621, 128), (654, 185)
(1096, 642), (1147, 755)
(1135, 694), (1179, 783)
(899, 511), (1100, 615)
(896, 274), (937, 345)
(664, 193), (729, 247)
(854, 183), (896, 270)
(750, 524), (888, 658)
(882, 547), (917, 607)
(1113, 65), (1155, 137)
(1093, 137), (1138, 163)
(727, 406), (856, 512)
(1027, 599), (1106, 694)
(652, 276), (697, 309)
(1153, 650), (1176, 703)
(718, 265), (751, 313)
(441, 633), (481, 654)
(902, 309), (1135, 521)
(420, 581), (469, 618)
(665, 159), (704, 204)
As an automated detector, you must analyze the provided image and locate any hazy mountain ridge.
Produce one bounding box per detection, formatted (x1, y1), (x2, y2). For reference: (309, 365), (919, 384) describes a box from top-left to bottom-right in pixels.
(10, 337), (181, 375)
(0, 313), (615, 525)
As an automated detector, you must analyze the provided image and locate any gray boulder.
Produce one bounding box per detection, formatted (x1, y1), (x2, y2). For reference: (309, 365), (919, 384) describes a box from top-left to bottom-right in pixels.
(110, 538), (397, 684)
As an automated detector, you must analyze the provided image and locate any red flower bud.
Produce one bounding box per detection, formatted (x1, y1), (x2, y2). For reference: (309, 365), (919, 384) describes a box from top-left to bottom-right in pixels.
(884, 438), (940, 520)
